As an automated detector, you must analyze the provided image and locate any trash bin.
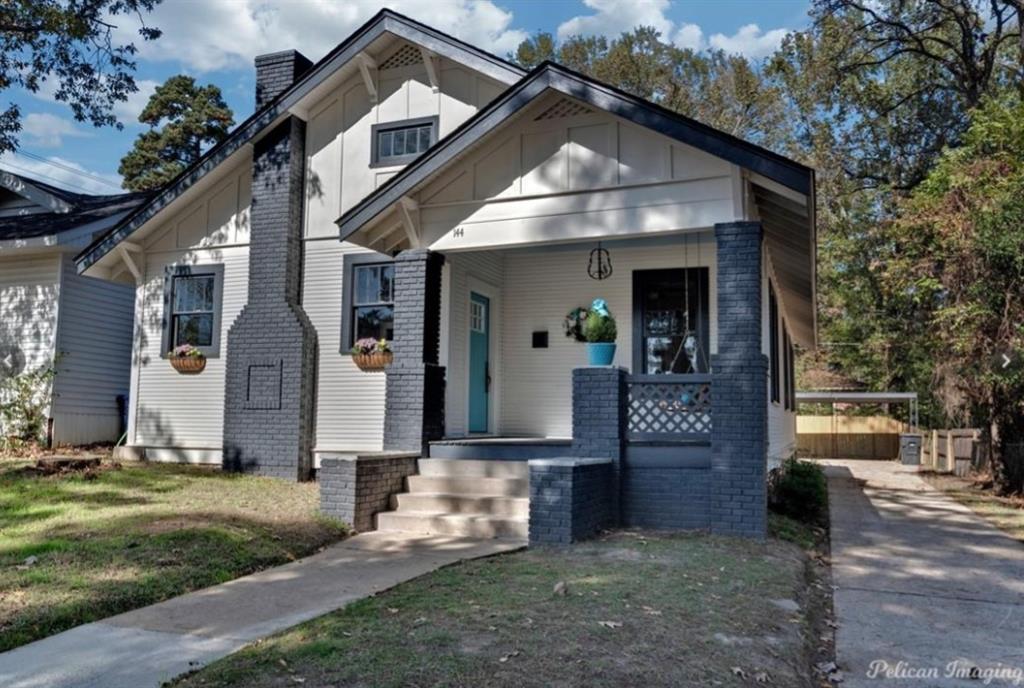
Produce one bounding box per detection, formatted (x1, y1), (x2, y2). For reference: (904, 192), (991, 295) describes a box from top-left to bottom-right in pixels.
(900, 433), (922, 465)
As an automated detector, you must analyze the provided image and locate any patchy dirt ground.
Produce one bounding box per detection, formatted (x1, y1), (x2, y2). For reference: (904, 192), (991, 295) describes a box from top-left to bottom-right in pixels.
(174, 527), (834, 688)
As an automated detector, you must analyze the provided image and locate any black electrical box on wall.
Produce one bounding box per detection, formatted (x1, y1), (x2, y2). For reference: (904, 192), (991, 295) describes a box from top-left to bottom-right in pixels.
(532, 331), (548, 348)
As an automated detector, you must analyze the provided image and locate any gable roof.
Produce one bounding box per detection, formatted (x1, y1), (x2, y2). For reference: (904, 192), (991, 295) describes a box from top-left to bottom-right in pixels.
(336, 61), (814, 239)
(0, 170), (147, 242)
(75, 8), (526, 272)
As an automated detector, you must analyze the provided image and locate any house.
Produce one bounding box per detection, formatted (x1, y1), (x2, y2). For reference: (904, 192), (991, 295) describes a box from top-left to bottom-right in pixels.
(75, 10), (815, 541)
(0, 170), (146, 445)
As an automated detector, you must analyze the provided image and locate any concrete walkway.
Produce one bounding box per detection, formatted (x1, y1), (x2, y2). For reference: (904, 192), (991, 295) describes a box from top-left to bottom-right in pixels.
(821, 460), (1024, 686)
(0, 532), (523, 688)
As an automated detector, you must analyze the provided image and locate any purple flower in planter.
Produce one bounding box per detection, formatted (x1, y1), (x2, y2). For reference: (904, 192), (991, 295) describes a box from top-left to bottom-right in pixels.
(170, 343), (204, 359)
(351, 338), (391, 355)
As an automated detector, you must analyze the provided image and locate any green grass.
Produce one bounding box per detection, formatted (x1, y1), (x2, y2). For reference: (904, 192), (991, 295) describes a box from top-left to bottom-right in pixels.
(173, 531), (820, 688)
(0, 458), (347, 651)
(921, 472), (1024, 541)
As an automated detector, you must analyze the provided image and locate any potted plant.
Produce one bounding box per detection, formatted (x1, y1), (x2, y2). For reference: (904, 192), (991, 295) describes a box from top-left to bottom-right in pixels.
(584, 299), (617, 365)
(351, 337), (392, 371)
(168, 344), (206, 374)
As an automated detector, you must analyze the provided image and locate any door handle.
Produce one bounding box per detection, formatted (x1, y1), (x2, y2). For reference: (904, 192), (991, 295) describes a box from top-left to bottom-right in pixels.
(485, 361), (491, 393)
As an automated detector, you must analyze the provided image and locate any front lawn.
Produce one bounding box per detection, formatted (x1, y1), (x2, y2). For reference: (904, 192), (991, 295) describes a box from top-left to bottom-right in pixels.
(174, 529), (826, 688)
(0, 458), (347, 651)
(922, 471), (1024, 541)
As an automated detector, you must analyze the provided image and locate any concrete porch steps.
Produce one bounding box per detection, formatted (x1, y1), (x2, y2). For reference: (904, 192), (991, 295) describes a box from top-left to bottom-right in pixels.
(374, 458), (529, 540)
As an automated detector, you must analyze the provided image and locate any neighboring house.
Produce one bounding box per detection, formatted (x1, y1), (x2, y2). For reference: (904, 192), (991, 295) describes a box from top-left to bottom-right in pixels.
(76, 10), (815, 540)
(0, 171), (146, 445)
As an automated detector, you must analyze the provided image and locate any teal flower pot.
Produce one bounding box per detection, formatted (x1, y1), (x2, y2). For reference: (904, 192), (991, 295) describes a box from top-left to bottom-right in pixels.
(586, 342), (617, 366)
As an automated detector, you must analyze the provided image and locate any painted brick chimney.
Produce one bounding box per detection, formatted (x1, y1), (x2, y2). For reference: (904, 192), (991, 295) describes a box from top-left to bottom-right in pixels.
(254, 50), (312, 110)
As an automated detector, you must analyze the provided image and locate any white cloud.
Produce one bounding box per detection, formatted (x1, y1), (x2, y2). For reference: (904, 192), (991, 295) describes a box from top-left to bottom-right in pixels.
(673, 22), (704, 51)
(113, 79), (160, 124)
(113, 0), (528, 72)
(555, 1), (790, 58)
(709, 24), (790, 58)
(557, 0), (674, 41)
(0, 153), (122, 194)
(20, 113), (93, 148)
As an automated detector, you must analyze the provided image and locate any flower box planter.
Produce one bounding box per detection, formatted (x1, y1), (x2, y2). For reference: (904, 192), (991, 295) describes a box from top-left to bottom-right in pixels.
(352, 351), (393, 371)
(170, 356), (206, 374)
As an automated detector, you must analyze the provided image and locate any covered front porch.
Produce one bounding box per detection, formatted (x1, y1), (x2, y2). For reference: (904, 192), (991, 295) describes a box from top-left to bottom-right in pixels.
(332, 65), (816, 539)
(437, 232), (716, 446)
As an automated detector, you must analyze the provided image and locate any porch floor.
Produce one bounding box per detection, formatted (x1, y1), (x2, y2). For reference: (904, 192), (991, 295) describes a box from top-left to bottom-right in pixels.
(428, 437), (571, 461)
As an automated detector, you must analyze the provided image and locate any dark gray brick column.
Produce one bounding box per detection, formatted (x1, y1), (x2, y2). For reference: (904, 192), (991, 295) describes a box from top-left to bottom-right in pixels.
(571, 366), (626, 525)
(255, 50), (312, 109)
(383, 249), (445, 453)
(222, 116), (318, 481)
(529, 458), (614, 545)
(710, 221), (768, 538)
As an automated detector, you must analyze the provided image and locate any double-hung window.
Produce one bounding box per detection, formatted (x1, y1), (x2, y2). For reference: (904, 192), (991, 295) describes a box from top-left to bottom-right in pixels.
(371, 116), (438, 167)
(163, 264), (224, 357)
(342, 257), (395, 349)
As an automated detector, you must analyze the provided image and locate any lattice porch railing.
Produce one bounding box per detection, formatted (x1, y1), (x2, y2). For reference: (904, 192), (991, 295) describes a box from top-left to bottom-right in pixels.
(626, 374), (712, 442)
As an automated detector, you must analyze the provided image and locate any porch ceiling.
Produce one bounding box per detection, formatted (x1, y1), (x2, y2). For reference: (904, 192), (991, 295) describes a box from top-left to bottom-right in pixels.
(751, 181), (816, 350)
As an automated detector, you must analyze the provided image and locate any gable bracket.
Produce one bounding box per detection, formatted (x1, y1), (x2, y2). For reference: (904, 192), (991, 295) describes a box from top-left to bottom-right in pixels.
(117, 245), (142, 283)
(357, 52), (378, 103)
(419, 47), (439, 92)
(398, 196), (420, 248)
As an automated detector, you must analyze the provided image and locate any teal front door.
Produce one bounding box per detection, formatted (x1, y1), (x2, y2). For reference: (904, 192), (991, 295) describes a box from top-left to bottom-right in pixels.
(468, 292), (490, 433)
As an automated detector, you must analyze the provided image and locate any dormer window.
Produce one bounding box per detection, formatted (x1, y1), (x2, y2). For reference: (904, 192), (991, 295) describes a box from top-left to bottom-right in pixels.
(371, 116), (438, 167)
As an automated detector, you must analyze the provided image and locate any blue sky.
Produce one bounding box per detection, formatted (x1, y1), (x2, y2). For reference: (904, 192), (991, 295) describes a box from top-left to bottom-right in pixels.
(1, 0), (811, 195)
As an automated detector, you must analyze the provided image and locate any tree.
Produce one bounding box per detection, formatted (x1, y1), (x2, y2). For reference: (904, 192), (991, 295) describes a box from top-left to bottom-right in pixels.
(118, 75), (234, 191)
(513, 28), (796, 152)
(770, 0), (1022, 427)
(0, 0), (162, 154)
(880, 97), (1024, 491)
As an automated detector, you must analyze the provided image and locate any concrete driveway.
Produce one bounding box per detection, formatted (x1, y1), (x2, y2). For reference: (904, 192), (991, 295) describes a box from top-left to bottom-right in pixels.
(821, 459), (1024, 686)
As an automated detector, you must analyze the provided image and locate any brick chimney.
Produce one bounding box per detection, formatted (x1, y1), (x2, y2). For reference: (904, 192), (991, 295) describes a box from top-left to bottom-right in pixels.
(254, 50), (312, 110)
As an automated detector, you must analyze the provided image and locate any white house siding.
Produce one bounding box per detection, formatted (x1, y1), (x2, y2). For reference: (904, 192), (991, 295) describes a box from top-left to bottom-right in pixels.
(763, 250), (797, 465)
(304, 239), (388, 455)
(442, 250), (504, 437)
(410, 94), (738, 255)
(0, 252), (62, 432)
(129, 164), (251, 462)
(0, 252), (61, 370)
(303, 52), (506, 241)
(494, 233), (717, 438)
(51, 254), (134, 444)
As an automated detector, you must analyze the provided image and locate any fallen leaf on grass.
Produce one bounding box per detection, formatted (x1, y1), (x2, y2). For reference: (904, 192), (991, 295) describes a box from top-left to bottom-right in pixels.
(754, 670), (771, 683)
(641, 606), (662, 616)
(732, 667), (747, 679)
(289, 678), (305, 685)
(553, 580), (568, 596)
(499, 650), (520, 663)
(278, 659), (288, 668)
(387, 607), (400, 614)
(598, 621), (622, 629)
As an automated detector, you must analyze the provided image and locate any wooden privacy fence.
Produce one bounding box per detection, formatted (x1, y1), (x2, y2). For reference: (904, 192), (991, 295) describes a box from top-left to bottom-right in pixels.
(797, 415), (906, 459)
(920, 429), (985, 475)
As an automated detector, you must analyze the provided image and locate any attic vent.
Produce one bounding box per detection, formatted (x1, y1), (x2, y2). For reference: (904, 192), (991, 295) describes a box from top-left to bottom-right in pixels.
(380, 44), (423, 70)
(534, 98), (594, 121)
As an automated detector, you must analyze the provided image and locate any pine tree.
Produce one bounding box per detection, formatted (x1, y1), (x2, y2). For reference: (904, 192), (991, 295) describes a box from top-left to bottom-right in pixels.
(118, 75), (234, 191)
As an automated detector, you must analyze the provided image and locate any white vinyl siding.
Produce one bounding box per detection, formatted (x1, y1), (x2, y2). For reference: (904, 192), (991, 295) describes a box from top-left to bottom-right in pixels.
(304, 239), (387, 453)
(495, 233), (717, 438)
(128, 162), (252, 458)
(0, 252), (61, 372)
(51, 254), (134, 444)
(764, 251), (796, 465)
